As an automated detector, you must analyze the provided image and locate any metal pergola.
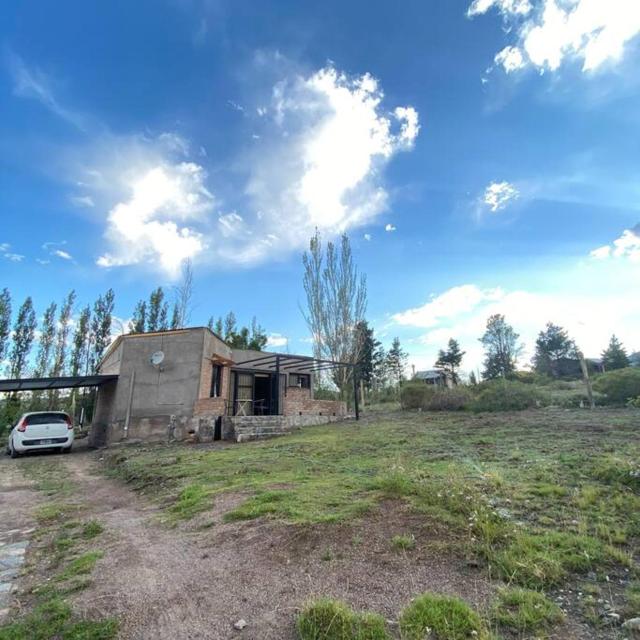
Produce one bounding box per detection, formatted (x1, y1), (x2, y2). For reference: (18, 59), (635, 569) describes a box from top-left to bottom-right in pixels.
(234, 353), (360, 419)
(0, 375), (118, 393)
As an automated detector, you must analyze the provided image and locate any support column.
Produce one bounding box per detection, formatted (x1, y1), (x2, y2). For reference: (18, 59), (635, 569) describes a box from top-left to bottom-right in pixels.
(274, 355), (281, 415)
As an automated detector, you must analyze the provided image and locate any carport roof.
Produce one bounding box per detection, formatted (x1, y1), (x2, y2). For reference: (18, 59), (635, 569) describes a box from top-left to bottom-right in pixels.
(0, 374), (118, 392)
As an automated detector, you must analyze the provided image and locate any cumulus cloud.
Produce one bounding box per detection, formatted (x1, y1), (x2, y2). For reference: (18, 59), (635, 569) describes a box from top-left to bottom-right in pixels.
(385, 223), (397, 232)
(241, 66), (419, 262)
(363, 233), (372, 241)
(590, 224), (640, 262)
(471, 0), (640, 74)
(393, 280), (640, 372)
(483, 181), (519, 212)
(97, 163), (213, 276)
(266, 333), (288, 348)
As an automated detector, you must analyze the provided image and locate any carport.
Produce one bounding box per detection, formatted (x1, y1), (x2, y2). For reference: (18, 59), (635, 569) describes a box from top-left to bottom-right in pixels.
(0, 375), (118, 393)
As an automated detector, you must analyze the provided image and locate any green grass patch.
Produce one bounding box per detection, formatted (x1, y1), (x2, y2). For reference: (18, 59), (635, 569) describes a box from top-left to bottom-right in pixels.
(55, 552), (103, 582)
(80, 520), (104, 539)
(398, 593), (490, 640)
(35, 503), (76, 525)
(296, 598), (390, 640)
(490, 587), (564, 632)
(0, 597), (117, 640)
(169, 483), (212, 520)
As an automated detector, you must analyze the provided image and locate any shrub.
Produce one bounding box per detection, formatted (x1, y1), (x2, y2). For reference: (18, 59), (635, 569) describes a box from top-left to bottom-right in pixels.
(628, 396), (640, 408)
(296, 599), (390, 640)
(470, 380), (545, 412)
(593, 368), (640, 405)
(398, 593), (489, 640)
(490, 587), (563, 632)
(400, 384), (471, 411)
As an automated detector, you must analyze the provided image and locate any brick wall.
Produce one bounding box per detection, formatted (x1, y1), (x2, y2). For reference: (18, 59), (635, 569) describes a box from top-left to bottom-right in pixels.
(284, 386), (347, 417)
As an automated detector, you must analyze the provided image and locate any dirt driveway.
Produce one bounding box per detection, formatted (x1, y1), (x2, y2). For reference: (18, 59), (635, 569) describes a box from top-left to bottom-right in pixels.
(1, 445), (503, 640)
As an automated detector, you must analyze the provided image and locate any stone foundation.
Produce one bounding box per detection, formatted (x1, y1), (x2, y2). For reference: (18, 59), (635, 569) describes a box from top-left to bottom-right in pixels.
(283, 387), (347, 417)
(217, 414), (346, 443)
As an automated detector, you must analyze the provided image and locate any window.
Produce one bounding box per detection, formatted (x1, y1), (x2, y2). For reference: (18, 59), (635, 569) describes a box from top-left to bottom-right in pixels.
(210, 364), (223, 398)
(289, 373), (310, 389)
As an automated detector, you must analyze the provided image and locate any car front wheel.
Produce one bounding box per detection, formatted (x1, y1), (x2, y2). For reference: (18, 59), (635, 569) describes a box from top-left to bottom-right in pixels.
(9, 441), (19, 459)
(61, 446), (72, 454)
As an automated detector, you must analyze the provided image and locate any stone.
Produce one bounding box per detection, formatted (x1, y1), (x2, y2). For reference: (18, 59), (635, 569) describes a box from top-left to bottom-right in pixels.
(623, 617), (640, 638)
(233, 619), (247, 630)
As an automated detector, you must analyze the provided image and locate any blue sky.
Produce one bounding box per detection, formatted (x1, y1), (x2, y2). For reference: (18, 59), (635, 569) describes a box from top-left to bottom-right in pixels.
(1, 0), (639, 373)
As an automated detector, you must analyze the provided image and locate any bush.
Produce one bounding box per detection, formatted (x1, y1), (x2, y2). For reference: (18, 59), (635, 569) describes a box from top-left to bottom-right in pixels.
(400, 383), (471, 411)
(296, 599), (390, 640)
(593, 368), (640, 405)
(398, 593), (489, 640)
(470, 380), (545, 412)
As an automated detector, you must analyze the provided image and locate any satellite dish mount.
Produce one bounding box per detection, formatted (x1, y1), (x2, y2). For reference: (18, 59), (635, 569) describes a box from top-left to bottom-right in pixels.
(150, 351), (165, 370)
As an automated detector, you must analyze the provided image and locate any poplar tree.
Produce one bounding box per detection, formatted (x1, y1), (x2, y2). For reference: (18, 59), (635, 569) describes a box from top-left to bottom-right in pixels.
(170, 303), (181, 330)
(130, 301), (146, 334)
(34, 302), (57, 377)
(147, 287), (165, 332)
(70, 306), (91, 377)
(0, 288), (11, 365)
(52, 291), (76, 378)
(9, 297), (37, 379)
(386, 337), (408, 387)
(90, 289), (115, 372)
(480, 314), (522, 379)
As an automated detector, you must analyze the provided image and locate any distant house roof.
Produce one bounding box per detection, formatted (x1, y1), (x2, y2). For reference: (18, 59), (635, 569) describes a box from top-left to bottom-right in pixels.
(414, 369), (448, 380)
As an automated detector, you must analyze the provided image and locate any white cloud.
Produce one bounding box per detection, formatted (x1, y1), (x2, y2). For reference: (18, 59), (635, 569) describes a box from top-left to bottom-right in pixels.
(494, 46), (526, 72)
(241, 66), (419, 263)
(53, 249), (72, 260)
(385, 223), (397, 232)
(97, 163), (213, 276)
(266, 333), (288, 348)
(70, 195), (95, 208)
(472, 0), (640, 74)
(393, 278), (640, 373)
(6, 51), (88, 130)
(590, 224), (640, 262)
(363, 233), (372, 241)
(468, 0), (532, 17)
(483, 181), (519, 211)
(0, 243), (25, 262)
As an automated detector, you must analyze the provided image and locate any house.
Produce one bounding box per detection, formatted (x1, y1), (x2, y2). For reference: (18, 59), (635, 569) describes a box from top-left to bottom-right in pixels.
(89, 327), (348, 446)
(413, 368), (453, 388)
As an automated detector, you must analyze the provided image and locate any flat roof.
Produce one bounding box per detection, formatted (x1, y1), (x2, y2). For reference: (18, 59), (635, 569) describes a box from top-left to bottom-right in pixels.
(0, 375), (118, 392)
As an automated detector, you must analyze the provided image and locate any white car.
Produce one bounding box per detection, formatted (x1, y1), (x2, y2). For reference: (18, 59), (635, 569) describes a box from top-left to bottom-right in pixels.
(6, 411), (74, 458)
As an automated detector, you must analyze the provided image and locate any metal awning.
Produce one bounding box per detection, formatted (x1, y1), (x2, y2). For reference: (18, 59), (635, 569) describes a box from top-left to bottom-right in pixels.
(0, 375), (118, 392)
(234, 352), (354, 372)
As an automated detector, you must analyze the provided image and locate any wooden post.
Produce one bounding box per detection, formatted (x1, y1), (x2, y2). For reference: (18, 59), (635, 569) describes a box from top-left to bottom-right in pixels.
(578, 351), (595, 409)
(360, 379), (365, 409)
(124, 370), (136, 437)
(353, 367), (360, 420)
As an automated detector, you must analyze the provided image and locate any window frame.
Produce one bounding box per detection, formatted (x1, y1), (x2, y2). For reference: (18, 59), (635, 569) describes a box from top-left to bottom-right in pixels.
(210, 364), (223, 398)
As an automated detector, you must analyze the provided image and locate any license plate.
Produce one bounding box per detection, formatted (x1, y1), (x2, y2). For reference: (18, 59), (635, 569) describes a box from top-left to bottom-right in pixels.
(40, 439), (53, 445)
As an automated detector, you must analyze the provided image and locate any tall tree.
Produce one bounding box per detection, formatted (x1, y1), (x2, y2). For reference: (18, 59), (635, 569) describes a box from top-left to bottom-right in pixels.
(51, 291), (76, 378)
(480, 314), (522, 380)
(223, 311), (237, 342)
(386, 337), (408, 387)
(173, 259), (194, 329)
(533, 323), (577, 378)
(130, 300), (146, 334)
(0, 288), (11, 365)
(147, 287), (165, 332)
(90, 289), (115, 373)
(9, 297), (37, 378)
(247, 317), (267, 351)
(435, 338), (465, 383)
(354, 321), (381, 391)
(302, 231), (367, 397)
(70, 306), (91, 377)
(34, 302), (57, 377)
(170, 303), (181, 330)
(469, 371), (478, 386)
(601, 335), (630, 371)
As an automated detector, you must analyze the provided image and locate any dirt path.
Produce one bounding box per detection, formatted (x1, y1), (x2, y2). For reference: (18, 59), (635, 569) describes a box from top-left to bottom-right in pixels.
(0, 456), (40, 622)
(42, 449), (496, 640)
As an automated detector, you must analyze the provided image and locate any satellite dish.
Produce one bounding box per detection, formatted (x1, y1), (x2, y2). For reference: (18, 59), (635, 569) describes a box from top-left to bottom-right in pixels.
(150, 351), (165, 367)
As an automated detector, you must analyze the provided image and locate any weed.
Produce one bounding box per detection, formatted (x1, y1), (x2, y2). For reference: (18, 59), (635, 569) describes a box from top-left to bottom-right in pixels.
(398, 593), (490, 640)
(81, 520), (104, 539)
(170, 483), (212, 520)
(391, 534), (416, 551)
(490, 587), (564, 632)
(55, 551), (103, 582)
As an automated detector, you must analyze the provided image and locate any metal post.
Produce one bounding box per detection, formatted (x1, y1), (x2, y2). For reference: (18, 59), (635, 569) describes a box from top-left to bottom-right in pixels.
(274, 355), (281, 415)
(353, 366), (359, 421)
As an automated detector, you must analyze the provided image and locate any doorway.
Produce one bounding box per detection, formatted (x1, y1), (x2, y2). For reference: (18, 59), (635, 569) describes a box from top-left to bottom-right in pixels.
(253, 374), (271, 415)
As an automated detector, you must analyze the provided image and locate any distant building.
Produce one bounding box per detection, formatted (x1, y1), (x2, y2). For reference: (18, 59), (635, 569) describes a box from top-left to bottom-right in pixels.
(412, 368), (453, 388)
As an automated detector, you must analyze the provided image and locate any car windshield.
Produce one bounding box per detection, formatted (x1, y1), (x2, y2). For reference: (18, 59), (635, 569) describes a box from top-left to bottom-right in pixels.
(24, 413), (69, 425)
